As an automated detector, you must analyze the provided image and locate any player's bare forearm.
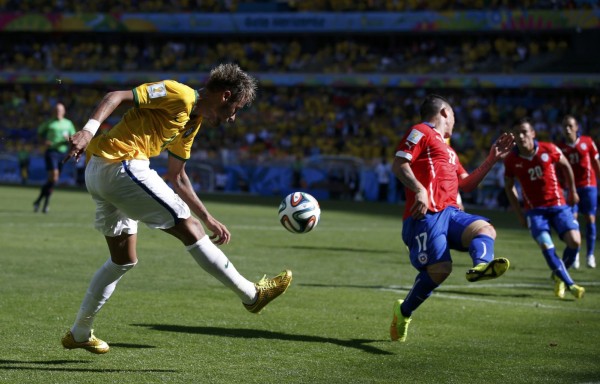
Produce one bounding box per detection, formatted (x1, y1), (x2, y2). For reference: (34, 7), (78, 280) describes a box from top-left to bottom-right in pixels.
(593, 158), (600, 180)
(557, 156), (577, 194)
(393, 158), (428, 218)
(169, 166), (231, 245)
(171, 172), (210, 222)
(504, 180), (526, 226)
(392, 159), (423, 194)
(63, 91), (135, 163)
(89, 91), (133, 122)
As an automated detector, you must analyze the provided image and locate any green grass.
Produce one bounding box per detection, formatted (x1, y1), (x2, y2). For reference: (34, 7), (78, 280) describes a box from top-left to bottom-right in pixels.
(1, 185), (599, 384)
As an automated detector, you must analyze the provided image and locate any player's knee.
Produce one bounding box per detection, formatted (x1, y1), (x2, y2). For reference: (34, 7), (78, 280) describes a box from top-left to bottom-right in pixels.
(166, 216), (206, 245)
(586, 214), (595, 224)
(189, 216), (206, 236)
(461, 220), (495, 247)
(476, 224), (496, 239)
(563, 230), (581, 248)
(535, 231), (554, 250)
(426, 261), (452, 284)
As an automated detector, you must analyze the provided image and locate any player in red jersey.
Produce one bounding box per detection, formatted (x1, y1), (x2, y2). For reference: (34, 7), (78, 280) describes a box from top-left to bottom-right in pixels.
(504, 117), (585, 299)
(557, 115), (600, 268)
(389, 94), (514, 342)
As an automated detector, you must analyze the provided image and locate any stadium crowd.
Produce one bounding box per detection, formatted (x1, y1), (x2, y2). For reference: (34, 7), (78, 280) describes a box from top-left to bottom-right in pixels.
(1, 0), (597, 12)
(1, 34), (571, 74)
(2, 84), (599, 172)
(1, 1), (597, 204)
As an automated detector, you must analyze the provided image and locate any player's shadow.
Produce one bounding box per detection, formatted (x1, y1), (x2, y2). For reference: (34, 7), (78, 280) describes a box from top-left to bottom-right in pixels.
(287, 245), (395, 254)
(300, 282), (534, 299)
(0, 359), (176, 373)
(132, 324), (393, 355)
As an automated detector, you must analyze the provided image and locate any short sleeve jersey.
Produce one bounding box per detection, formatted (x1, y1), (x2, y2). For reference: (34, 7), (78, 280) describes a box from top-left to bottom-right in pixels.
(504, 141), (565, 209)
(557, 135), (599, 188)
(395, 122), (466, 219)
(88, 80), (201, 162)
(38, 118), (76, 153)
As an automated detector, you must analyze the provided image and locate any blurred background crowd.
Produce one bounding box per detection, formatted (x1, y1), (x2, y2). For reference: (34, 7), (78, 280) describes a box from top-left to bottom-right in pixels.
(0, 1), (598, 205)
(1, 0), (598, 12)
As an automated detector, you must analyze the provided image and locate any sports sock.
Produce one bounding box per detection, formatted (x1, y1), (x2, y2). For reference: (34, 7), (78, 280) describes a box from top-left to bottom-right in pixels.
(71, 259), (136, 342)
(541, 248), (574, 286)
(562, 247), (579, 269)
(33, 184), (47, 205)
(187, 235), (256, 304)
(586, 222), (596, 257)
(469, 234), (495, 266)
(400, 271), (439, 318)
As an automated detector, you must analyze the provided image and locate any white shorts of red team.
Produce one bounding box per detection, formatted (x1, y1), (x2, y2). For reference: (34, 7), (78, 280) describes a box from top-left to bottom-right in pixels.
(85, 156), (191, 237)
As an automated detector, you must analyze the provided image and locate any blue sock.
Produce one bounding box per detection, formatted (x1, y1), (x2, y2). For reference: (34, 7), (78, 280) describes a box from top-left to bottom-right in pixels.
(469, 234), (495, 266)
(542, 248), (574, 286)
(400, 271), (439, 318)
(562, 247), (579, 269)
(586, 222), (596, 256)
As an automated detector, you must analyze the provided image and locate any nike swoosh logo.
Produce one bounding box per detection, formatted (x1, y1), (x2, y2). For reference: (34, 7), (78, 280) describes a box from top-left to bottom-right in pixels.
(225, 260), (230, 269)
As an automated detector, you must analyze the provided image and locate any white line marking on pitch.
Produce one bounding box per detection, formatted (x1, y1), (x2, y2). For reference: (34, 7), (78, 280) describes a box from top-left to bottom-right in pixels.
(380, 282), (600, 313)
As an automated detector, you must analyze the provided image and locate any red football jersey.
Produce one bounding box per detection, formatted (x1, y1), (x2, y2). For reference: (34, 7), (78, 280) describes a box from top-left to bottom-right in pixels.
(504, 141), (565, 209)
(557, 135), (599, 188)
(395, 123), (466, 219)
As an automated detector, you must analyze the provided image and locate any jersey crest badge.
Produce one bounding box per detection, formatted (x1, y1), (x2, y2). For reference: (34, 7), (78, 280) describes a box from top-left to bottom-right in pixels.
(541, 153), (549, 162)
(148, 82), (167, 99)
(580, 143), (587, 150)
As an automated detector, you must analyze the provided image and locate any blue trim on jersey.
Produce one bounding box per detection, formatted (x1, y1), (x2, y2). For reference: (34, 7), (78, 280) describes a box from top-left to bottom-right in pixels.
(121, 160), (180, 224)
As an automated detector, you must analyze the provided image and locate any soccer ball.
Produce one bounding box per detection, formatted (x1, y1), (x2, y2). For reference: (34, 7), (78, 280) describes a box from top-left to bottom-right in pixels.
(278, 192), (321, 234)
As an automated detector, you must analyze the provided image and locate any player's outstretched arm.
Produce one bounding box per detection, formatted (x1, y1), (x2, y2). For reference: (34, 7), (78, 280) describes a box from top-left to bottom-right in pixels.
(63, 90), (133, 163)
(458, 132), (515, 192)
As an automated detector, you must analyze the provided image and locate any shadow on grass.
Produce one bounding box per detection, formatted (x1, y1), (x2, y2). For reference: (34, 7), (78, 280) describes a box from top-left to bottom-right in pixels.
(0, 359), (176, 373)
(132, 324), (393, 355)
(299, 282), (536, 299)
(109, 342), (156, 349)
(287, 245), (396, 254)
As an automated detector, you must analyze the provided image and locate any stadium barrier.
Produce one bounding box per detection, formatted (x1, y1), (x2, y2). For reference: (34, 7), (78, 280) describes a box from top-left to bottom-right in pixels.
(0, 154), (398, 202)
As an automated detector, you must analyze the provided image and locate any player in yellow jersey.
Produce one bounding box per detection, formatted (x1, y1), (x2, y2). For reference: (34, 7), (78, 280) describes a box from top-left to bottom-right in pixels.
(60, 64), (292, 354)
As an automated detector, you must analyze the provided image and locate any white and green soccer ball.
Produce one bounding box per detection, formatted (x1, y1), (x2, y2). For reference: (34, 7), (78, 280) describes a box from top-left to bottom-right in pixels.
(278, 192), (321, 234)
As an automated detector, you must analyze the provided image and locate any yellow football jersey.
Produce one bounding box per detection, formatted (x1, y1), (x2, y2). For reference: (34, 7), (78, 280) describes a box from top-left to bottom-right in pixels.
(88, 80), (201, 162)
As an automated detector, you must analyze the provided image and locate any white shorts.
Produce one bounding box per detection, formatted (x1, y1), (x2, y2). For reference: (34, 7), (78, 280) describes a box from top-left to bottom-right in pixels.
(85, 156), (191, 237)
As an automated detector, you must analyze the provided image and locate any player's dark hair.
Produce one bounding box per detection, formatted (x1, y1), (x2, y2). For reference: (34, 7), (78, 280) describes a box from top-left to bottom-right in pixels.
(511, 116), (533, 130)
(562, 114), (578, 125)
(206, 63), (258, 105)
(420, 94), (451, 121)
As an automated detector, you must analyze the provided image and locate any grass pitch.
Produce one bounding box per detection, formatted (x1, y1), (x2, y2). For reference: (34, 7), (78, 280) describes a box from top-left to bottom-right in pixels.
(0, 185), (599, 384)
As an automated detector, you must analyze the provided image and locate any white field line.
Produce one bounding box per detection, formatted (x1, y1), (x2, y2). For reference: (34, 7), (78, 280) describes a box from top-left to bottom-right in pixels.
(381, 282), (600, 313)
